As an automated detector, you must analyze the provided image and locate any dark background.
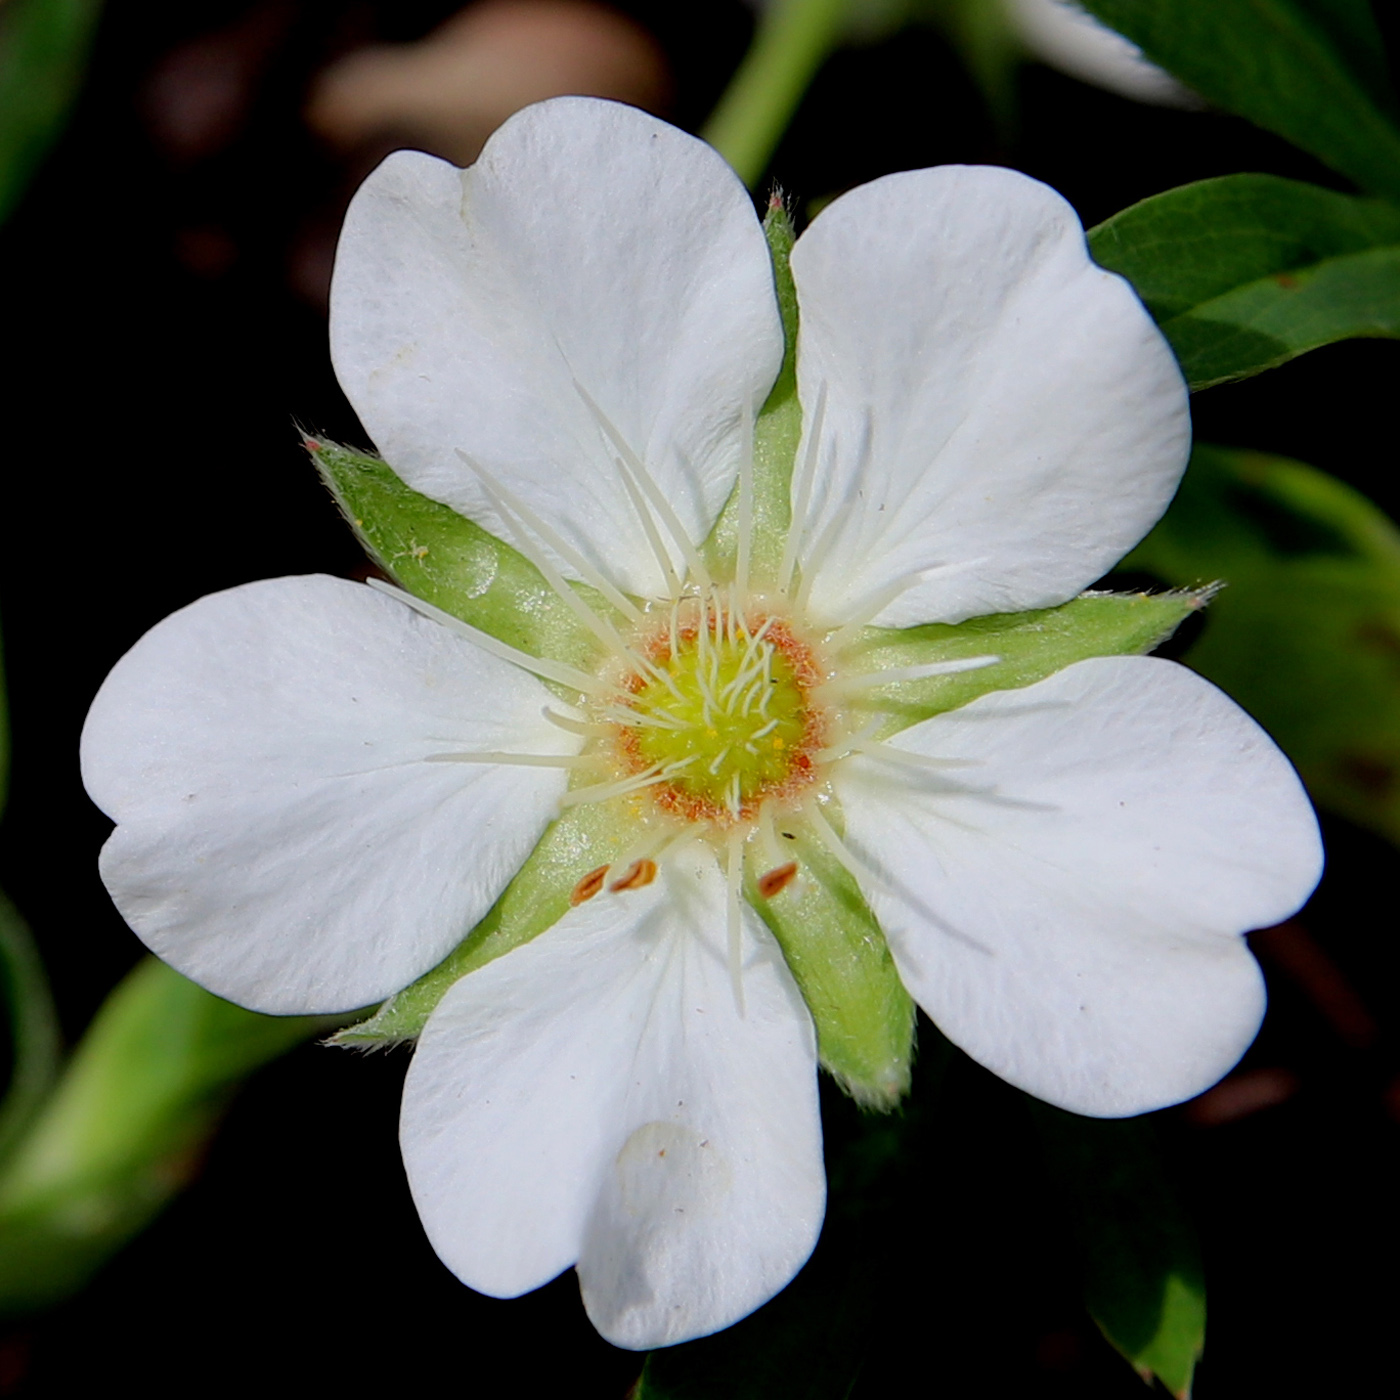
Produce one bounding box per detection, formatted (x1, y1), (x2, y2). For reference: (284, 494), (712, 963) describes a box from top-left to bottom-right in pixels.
(1, 2), (1398, 1393)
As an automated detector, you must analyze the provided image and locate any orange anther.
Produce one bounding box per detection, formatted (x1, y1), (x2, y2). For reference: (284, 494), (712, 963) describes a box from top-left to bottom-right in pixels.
(570, 865), (609, 906)
(610, 858), (658, 893)
(757, 861), (798, 899)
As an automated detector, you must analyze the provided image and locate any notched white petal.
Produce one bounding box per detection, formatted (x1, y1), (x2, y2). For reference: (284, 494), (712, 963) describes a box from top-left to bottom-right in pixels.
(789, 164), (1190, 629)
(330, 96), (784, 598)
(80, 575), (575, 1014)
(399, 843), (825, 1349)
(833, 656), (1322, 1115)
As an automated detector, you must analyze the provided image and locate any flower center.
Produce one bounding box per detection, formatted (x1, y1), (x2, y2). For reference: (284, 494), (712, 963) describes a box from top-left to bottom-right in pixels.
(614, 600), (825, 825)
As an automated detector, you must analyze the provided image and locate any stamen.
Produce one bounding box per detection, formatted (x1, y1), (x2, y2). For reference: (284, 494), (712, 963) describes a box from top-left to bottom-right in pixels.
(570, 866), (609, 906)
(454, 451), (642, 671)
(844, 739), (984, 770)
(454, 449), (644, 623)
(794, 407), (872, 615)
(610, 858), (658, 893)
(558, 757), (696, 809)
(424, 751), (590, 768)
(757, 861), (798, 899)
(825, 558), (990, 655)
(816, 655), (1001, 699)
(734, 397), (755, 600)
(756, 801), (785, 870)
(543, 707), (616, 738)
(572, 377), (712, 592)
(777, 380), (828, 598)
(601, 703), (685, 731)
(614, 459), (683, 600)
(726, 828), (746, 1017)
(367, 580), (606, 697)
(802, 798), (876, 890)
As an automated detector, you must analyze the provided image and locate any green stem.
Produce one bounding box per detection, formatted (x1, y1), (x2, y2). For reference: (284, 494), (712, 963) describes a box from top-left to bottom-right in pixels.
(701, 0), (849, 188)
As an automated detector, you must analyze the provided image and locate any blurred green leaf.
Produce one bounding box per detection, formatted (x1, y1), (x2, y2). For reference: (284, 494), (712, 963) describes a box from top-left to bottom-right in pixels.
(0, 891), (61, 1167)
(1029, 1102), (1205, 1399)
(1090, 174), (1400, 388)
(1078, 0), (1400, 203)
(0, 957), (329, 1314)
(0, 0), (104, 224)
(1127, 442), (1400, 847)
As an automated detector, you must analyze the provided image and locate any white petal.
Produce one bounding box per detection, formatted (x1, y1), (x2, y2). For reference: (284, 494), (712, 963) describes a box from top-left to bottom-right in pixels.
(81, 576), (576, 1014)
(330, 96), (784, 598)
(831, 657), (1322, 1115)
(400, 841), (824, 1349)
(789, 165), (1190, 628)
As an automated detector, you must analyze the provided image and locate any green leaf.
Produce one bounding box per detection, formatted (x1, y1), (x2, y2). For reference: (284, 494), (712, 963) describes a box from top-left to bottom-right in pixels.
(309, 438), (602, 671)
(1089, 174), (1400, 388)
(1078, 0), (1400, 203)
(704, 197), (804, 588)
(841, 589), (1204, 738)
(335, 796), (640, 1046)
(0, 958), (329, 1314)
(1293, 0), (1395, 109)
(746, 823), (914, 1109)
(0, 891), (61, 1167)
(1029, 1102), (1205, 1399)
(0, 0), (104, 224)
(1127, 442), (1400, 847)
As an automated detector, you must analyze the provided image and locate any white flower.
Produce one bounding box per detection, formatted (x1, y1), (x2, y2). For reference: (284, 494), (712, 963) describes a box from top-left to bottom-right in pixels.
(80, 97), (1321, 1349)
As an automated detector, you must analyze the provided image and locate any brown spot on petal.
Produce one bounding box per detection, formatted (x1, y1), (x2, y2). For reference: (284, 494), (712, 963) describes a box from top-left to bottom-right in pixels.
(569, 865), (609, 906)
(610, 858), (657, 893)
(757, 861), (798, 899)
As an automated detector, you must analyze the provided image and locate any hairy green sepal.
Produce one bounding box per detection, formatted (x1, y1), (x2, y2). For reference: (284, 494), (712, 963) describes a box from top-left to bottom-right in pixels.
(704, 198), (803, 587)
(746, 823), (914, 1109)
(1128, 442), (1400, 847)
(1089, 175), (1400, 389)
(309, 438), (604, 671)
(842, 590), (1205, 738)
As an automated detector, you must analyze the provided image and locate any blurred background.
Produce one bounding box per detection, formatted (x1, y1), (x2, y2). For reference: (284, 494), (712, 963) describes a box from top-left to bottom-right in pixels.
(1, 1), (1398, 1394)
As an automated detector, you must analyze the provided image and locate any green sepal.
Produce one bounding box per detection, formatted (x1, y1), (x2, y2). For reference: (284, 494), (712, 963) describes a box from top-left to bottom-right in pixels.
(745, 822), (914, 1110)
(0, 958), (329, 1315)
(1127, 442), (1400, 847)
(704, 197), (804, 588)
(334, 797), (640, 1047)
(1078, 0), (1400, 205)
(1028, 1101), (1205, 1400)
(1088, 175), (1400, 390)
(842, 590), (1205, 738)
(308, 437), (604, 671)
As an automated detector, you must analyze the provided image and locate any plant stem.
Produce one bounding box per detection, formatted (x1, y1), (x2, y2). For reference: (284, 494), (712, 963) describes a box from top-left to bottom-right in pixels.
(702, 0), (848, 189)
